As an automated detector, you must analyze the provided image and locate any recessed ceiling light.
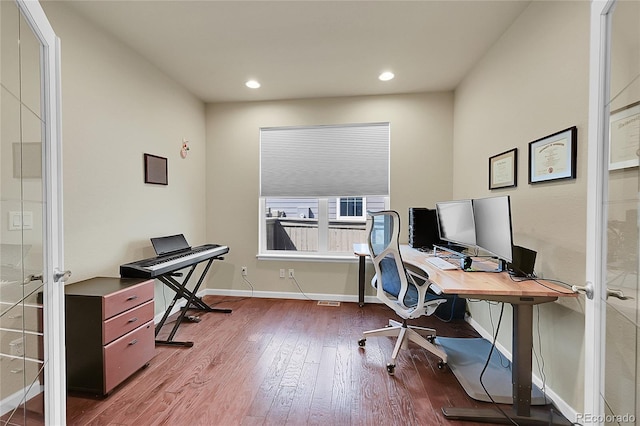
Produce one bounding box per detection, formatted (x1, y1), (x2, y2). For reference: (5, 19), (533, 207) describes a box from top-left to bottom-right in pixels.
(379, 71), (395, 81)
(245, 80), (261, 89)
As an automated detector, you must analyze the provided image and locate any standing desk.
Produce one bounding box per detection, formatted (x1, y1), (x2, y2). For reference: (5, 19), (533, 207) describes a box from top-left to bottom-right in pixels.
(354, 244), (577, 425)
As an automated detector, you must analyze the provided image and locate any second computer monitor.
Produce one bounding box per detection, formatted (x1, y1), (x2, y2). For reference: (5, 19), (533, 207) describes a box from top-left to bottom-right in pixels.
(435, 199), (476, 248)
(472, 195), (514, 263)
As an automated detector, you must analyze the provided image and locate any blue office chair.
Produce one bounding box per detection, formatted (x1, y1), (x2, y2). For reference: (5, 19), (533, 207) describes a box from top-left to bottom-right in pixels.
(358, 210), (448, 375)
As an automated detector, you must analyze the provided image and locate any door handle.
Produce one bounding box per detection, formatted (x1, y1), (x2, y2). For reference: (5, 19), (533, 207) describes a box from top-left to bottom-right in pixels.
(606, 288), (631, 300)
(53, 269), (72, 283)
(23, 274), (43, 285)
(571, 282), (594, 300)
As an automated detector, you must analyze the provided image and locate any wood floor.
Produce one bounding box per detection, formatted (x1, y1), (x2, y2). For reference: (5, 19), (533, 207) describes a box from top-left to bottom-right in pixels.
(60, 296), (519, 425)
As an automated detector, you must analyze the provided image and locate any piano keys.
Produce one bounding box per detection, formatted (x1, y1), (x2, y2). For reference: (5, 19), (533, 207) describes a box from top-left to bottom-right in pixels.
(120, 243), (229, 278)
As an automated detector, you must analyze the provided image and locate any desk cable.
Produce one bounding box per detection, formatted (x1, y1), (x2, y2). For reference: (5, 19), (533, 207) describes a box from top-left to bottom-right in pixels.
(508, 274), (577, 295)
(292, 275), (315, 301)
(242, 275), (255, 298)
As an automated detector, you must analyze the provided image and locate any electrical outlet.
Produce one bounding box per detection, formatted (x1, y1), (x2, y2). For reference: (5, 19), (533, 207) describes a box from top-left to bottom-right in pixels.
(9, 337), (24, 356)
(280, 269), (285, 278)
(288, 269), (294, 279)
(241, 266), (247, 276)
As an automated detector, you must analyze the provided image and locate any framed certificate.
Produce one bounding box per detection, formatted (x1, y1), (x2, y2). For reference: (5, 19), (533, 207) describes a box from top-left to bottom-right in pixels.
(489, 148), (517, 189)
(609, 101), (640, 170)
(528, 126), (577, 184)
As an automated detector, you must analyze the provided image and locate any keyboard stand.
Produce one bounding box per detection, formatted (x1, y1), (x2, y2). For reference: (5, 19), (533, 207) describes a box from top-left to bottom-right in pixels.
(154, 256), (231, 347)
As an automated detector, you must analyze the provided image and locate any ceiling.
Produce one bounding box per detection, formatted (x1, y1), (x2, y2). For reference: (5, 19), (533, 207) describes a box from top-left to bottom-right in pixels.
(64, 0), (531, 103)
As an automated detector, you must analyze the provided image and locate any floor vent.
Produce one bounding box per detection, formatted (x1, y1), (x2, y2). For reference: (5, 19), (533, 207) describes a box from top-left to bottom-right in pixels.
(317, 300), (340, 307)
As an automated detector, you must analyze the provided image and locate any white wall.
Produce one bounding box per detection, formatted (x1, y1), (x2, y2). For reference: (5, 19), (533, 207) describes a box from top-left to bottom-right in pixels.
(453, 1), (590, 412)
(205, 93), (454, 297)
(41, 3), (207, 312)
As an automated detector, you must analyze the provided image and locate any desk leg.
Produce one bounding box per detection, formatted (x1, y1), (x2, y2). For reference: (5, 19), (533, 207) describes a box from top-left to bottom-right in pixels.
(358, 256), (365, 307)
(513, 303), (533, 417)
(442, 302), (571, 426)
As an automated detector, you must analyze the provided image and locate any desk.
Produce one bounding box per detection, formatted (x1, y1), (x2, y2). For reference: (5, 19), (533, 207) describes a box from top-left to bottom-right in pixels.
(355, 244), (577, 425)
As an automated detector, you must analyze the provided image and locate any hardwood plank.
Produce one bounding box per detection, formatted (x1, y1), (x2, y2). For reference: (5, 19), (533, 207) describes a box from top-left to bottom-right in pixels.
(65, 296), (567, 426)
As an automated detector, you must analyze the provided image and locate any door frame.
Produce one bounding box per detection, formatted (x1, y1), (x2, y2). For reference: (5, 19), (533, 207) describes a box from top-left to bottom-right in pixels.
(585, 0), (615, 423)
(16, 1), (66, 424)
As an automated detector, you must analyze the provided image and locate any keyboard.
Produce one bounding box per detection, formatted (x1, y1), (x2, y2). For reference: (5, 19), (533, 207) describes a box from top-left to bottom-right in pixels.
(120, 244), (229, 278)
(425, 256), (458, 270)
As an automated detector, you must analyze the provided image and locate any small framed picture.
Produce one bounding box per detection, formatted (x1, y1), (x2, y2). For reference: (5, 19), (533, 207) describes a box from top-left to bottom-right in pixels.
(144, 153), (168, 185)
(609, 101), (640, 171)
(528, 126), (577, 184)
(489, 148), (517, 190)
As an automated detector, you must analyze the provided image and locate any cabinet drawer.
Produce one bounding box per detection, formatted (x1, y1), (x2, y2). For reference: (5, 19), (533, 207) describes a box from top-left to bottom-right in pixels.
(103, 320), (154, 394)
(103, 280), (153, 319)
(102, 300), (154, 345)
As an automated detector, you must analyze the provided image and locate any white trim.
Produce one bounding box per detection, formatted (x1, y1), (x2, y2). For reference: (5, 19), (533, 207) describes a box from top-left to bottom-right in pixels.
(199, 288), (381, 305)
(0, 380), (43, 417)
(585, 0), (615, 422)
(16, 1), (66, 424)
(257, 253), (360, 262)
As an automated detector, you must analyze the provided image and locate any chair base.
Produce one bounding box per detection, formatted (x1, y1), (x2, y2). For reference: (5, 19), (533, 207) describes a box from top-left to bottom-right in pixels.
(360, 319), (447, 374)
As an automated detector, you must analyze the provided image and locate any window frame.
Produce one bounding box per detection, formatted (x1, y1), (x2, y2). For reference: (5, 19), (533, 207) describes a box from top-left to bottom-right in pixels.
(258, 196), (389, 260)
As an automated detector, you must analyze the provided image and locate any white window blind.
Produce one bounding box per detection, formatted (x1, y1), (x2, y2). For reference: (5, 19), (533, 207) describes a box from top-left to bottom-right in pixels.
(260, 122), (390, 197)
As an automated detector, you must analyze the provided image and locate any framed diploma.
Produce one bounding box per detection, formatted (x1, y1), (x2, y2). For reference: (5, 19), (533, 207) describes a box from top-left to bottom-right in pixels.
(609, 101), (640, 170)
(489, 148), (517, 189)
(528, 126), (577, 184)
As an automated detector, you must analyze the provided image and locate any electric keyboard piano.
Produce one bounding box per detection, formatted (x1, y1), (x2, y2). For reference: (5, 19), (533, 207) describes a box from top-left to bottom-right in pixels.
(119, 243), (229, 278)
(120, 236), (231, 347)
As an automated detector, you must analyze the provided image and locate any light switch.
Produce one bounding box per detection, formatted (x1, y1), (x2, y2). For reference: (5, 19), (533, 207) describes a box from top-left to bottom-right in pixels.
(8, 211), (33, 230)
(9, 212), (21, 230)
(22, 211), (33, 230)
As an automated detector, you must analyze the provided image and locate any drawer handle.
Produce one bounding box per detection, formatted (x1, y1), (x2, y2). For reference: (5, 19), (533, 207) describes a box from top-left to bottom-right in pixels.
(126, 295), (138, 301)
(129, 339), (138, 346)
(127, 317), (138, 323)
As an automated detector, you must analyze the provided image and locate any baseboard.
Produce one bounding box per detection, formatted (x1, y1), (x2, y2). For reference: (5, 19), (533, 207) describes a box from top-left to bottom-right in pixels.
(153, 289), (380, 324)
(201, 288), (382, 305)
(0, 381), (42, 417)
(465, 315), (578, 423)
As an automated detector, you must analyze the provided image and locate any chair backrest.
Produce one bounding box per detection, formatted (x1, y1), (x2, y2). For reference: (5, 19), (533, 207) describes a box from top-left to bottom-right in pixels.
(367, 211), (411, 307)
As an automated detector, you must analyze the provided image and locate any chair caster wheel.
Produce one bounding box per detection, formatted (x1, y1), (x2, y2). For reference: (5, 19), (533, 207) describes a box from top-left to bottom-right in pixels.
(386, 364), (395, 375)
(358, 338), (366, 347)
(437, 361), (446, 370)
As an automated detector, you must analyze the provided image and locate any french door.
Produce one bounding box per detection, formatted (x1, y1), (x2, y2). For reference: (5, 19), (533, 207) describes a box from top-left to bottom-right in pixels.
(586, 1), (639, 424)
(0, 0), (65, 424)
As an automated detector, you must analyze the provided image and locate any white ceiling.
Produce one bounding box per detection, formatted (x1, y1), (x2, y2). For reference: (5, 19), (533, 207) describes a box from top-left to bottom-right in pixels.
(64, 0), (531, 103)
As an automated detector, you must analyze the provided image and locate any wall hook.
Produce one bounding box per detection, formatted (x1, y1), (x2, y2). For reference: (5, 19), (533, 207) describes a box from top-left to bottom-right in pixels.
(180, 139), (190, 158)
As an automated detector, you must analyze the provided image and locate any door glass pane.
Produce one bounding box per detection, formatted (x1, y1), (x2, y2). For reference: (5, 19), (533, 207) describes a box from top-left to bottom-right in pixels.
(605, 1), (640, 423)
(0, 2), (45, 424)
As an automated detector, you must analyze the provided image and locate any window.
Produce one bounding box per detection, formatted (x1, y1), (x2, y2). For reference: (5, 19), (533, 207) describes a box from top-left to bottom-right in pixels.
(336, 197), (366, 221)
(259, 123), (390, 258)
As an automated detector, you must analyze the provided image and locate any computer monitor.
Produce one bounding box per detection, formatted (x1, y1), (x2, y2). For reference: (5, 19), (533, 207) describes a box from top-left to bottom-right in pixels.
(472, 195), (514, 264)
(435, 199), (477, 248)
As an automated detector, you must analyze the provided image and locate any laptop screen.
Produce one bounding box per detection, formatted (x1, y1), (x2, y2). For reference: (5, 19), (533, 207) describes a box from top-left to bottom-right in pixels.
(151, 234), (191, 256)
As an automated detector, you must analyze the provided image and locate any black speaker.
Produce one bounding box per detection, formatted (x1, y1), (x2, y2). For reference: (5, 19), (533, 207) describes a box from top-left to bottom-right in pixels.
(508, 245), (537, 277)
(408, 208), (441, 249)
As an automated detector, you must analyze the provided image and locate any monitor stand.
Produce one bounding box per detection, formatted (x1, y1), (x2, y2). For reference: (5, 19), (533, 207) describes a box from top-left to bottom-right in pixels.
(432, 244), (466, 259)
